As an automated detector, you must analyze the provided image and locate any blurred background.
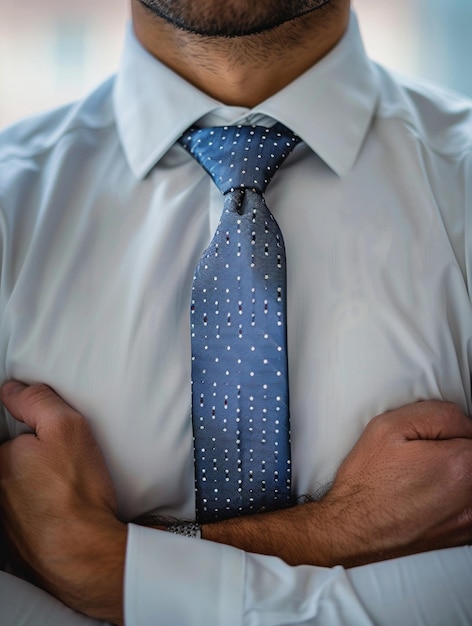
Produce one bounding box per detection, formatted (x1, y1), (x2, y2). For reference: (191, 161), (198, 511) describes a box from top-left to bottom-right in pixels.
(1, 0), (471, 128)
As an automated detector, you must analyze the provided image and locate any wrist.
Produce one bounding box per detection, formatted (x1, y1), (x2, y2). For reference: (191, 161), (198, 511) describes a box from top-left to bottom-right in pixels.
(47, 513), (127, 625)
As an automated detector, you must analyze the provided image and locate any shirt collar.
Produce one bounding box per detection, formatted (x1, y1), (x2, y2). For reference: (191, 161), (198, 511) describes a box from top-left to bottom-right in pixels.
(114, 11), (379, 179)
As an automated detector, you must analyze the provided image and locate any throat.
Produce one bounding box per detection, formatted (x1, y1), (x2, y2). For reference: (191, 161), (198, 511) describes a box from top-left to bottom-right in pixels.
(132, 0), (350, 107)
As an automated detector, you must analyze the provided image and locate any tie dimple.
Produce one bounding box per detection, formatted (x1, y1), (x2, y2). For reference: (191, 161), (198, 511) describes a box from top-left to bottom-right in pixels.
(179, 123), (301, 523)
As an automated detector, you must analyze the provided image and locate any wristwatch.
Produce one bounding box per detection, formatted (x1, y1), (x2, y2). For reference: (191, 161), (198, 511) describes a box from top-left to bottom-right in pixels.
(167, 522), (201, 539)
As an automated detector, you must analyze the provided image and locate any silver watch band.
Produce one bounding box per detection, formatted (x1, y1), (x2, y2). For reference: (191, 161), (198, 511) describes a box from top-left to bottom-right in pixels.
(167, 522), (201, 539)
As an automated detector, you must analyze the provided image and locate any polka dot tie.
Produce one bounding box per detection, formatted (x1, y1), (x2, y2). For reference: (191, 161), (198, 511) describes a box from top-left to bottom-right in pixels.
(179, 123), (301, 523)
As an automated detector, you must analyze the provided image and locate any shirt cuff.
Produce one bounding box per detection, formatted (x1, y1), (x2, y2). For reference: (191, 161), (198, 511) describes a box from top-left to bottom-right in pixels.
(124, 523), (245, 626)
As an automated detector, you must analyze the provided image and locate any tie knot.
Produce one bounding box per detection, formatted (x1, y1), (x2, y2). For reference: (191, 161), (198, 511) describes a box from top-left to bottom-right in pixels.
(179, 123), (300, 195)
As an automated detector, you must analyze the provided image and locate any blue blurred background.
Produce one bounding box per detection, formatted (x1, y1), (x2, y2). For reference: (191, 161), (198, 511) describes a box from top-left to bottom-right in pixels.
(1, 0), (471, 128)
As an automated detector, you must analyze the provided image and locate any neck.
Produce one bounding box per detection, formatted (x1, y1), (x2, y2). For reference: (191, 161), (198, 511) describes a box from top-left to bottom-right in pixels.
(131, 0), (350, 107)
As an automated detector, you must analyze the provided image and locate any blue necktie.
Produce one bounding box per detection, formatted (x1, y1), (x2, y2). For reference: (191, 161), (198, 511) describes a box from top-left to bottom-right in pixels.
(179, 123), (301, 523)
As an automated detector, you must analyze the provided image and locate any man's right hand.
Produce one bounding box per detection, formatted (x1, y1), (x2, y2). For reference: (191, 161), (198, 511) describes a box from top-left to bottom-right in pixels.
(203, 400), (472, 567)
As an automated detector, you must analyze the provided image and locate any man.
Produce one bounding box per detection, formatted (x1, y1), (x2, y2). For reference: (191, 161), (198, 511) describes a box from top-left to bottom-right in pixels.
(0, 0), (471, 624)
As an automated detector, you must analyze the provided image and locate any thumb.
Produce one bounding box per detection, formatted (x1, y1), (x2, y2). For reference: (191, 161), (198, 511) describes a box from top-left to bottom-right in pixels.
(399, 400), (472, 441)
(0, 381), (79, 434)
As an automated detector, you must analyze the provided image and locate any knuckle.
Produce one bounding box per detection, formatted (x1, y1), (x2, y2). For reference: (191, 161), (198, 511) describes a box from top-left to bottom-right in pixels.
(368, 413), (385, 429)
(459, 508), (472, 532)
(54, 407), (85, 432)
(435, 399), (465, 418)
(23, 383), (85, 429)
(444, 446), (472, 482)
(409, 399), (468, 434)
(68, 412), (89, 433)
(61, 411), (90, 440)
(366, 412), (393, 437)
(21, 383), (53, 406)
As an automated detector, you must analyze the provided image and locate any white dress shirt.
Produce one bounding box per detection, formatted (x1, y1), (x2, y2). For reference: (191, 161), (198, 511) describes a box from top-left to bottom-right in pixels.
(1, 11), (471, 626)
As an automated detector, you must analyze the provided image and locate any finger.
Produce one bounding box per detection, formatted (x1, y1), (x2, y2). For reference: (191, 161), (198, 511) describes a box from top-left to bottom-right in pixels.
(380, 400), (472, 441)
(411, 401), (472, 440)
(0, 381), (81, 434)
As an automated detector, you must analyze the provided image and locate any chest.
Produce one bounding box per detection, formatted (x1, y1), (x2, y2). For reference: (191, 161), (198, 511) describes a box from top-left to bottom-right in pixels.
(1, 149), (471, 517)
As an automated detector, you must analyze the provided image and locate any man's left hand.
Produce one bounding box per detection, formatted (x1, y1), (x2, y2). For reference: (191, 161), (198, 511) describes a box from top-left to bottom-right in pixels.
(0, 382), (126, 626)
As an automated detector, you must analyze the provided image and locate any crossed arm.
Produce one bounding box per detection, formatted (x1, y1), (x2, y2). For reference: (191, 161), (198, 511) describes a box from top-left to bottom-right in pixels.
(0, 381), (471, 625)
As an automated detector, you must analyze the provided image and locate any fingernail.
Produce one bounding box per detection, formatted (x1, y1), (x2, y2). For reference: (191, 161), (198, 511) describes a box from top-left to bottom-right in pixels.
(1, 381), (27, 397)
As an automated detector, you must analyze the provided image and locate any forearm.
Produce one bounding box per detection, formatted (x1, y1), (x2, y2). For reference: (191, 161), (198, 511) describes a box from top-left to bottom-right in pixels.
(38, 515), (127, 626)
(139, 501), (348, 567)
(156, 496), (407, 569)
(201, 497), (417, 569)
(201, 501), (346, 567)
